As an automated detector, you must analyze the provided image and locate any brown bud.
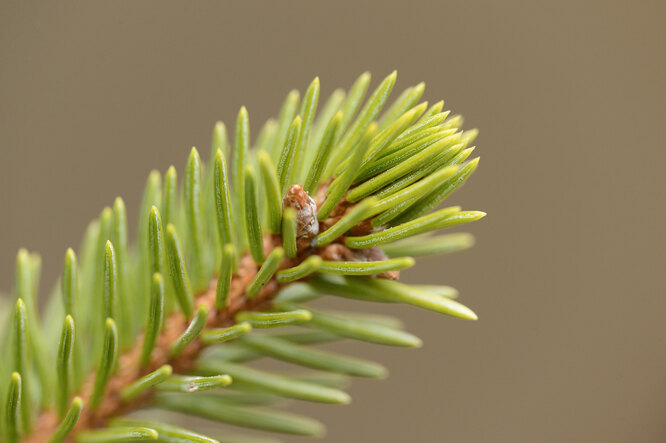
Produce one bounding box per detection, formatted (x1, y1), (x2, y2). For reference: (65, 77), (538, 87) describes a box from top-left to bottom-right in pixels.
(283, 184), (318, 251)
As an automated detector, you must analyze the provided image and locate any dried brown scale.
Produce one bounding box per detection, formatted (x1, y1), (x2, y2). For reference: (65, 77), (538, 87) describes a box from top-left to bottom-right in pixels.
(26, 186), (396, 442)
(348, 218), (374, 236)
(318, 243), (349, 262)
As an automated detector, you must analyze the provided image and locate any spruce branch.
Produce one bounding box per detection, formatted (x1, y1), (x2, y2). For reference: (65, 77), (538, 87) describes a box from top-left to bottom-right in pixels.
(0, 71), (485, 443)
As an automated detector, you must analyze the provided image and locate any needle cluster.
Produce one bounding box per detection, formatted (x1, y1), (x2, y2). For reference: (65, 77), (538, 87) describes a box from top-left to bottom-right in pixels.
(0, 71), (484, 443)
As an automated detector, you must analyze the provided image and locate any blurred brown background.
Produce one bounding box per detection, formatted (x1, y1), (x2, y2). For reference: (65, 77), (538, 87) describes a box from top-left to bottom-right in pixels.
(1, 1), (664, 442)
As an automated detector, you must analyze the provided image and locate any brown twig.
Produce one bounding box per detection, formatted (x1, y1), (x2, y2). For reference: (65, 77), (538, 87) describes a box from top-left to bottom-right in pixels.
(26, 243), (282, 442)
